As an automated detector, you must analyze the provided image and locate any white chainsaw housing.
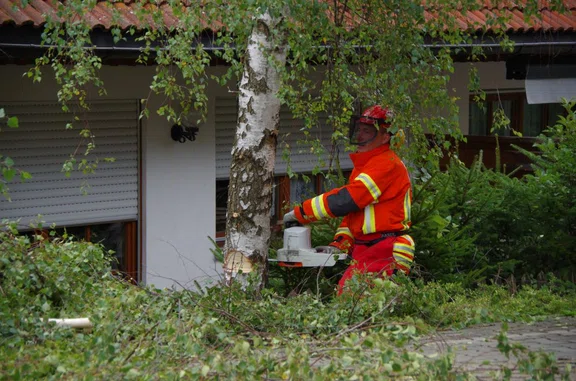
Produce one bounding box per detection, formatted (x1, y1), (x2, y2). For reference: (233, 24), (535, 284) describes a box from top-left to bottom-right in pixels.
(271, 226), (348, 267)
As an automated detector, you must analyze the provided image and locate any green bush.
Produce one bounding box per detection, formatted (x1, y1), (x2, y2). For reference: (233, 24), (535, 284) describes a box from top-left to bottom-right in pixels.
(0, 222), (114, 341)
(410, 156), (515, 284)
(412, 101), (576, 283)
(512, 101), (576, 278)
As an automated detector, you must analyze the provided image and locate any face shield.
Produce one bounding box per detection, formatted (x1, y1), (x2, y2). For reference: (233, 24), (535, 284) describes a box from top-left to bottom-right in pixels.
(348, 116), (388, 146)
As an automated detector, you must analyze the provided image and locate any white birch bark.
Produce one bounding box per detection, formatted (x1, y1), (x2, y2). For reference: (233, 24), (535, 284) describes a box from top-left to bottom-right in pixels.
(223, 11), (287, 288)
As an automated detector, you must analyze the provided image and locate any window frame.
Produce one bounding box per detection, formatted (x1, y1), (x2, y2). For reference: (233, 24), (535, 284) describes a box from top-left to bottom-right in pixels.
(215, 171), (351, 241)
(34, 221), (139, 282)
(469, 92), (563, 137)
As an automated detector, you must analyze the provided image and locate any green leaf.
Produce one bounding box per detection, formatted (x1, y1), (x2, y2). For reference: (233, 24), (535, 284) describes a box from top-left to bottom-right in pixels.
(201, 365), (210, 377)
(7, 116), (18, 128)
(3, 168), (15, 181)
(20, 171), (32, 181)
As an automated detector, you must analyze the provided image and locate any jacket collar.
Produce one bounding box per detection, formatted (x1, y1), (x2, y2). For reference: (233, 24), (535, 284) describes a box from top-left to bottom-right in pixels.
(349, 144), (390, 168)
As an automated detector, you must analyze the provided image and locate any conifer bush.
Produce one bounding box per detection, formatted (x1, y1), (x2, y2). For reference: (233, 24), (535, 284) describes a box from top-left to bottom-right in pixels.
(411, 101), (576, 284)
(511, 101), (576, 279)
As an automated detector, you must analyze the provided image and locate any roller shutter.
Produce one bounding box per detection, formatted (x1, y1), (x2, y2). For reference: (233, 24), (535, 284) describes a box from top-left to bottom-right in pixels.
(215, 97), (352, 179)
(0, 100), (139, 229)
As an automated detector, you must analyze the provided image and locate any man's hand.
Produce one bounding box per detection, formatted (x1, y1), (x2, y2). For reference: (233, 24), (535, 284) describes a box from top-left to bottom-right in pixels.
(316, 245), (342, 254)
(283, 210), (297, 224)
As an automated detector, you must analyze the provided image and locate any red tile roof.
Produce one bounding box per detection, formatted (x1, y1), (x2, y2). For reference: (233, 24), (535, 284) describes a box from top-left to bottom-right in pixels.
(426, 0), (576, 32)
(1, 0), (575, 33)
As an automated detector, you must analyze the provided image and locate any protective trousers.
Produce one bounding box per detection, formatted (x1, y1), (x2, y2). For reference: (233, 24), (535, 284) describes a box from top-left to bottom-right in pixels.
(337, 235), (415, 295)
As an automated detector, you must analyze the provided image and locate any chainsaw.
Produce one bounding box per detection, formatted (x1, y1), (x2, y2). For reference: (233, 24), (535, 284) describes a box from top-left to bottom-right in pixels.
(269, 222), (348, 268)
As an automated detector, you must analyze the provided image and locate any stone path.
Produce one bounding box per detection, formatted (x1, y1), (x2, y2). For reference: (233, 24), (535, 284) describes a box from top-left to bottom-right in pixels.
(417, 317), (576, 379)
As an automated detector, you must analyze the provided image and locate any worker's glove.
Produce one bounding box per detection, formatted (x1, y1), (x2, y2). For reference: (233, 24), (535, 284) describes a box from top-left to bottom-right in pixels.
(283, 210), (298, 224)
(328, 240), (350, 254)
(316, 246), (342, 255)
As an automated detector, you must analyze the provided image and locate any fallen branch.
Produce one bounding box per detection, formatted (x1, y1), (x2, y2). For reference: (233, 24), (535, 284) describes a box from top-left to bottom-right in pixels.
(47, 318), (92, 329)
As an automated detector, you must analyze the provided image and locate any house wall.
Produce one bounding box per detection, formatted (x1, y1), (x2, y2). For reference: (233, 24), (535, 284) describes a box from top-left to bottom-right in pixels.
(0, 65), (222, 290)
(0, 60), (524, 290)
(450, 61), (525, 134)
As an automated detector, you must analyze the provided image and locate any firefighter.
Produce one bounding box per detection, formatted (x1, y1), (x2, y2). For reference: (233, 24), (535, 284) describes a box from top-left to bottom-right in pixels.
(283, 105), (415, 294)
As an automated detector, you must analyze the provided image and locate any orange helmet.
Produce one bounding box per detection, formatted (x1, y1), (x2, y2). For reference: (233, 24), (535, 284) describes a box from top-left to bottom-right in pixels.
(358, 105), (394, 126)
(349, 105), (394, 146)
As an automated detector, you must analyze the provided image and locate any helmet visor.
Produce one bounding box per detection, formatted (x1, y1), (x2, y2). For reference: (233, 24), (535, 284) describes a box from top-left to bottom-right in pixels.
(349, 116), (387, 145)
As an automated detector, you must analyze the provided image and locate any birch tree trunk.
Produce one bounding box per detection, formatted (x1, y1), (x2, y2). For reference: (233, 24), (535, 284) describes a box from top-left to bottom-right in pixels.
(223, 11), (287, 288)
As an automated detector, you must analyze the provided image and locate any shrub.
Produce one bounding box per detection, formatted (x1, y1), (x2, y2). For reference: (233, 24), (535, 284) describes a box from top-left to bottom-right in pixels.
(0, 222), (114, 341)
(410, 157), (513, 284)
(412, 102), (576, 283)
(512, 101), (576, 279)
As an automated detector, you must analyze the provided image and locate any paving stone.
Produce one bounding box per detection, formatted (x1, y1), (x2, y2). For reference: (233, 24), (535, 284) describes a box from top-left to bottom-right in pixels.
(416, 317), (576, 379)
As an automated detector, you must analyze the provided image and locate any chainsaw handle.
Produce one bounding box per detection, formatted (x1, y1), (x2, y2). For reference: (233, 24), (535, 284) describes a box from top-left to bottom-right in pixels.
(284, 221), (302, 229)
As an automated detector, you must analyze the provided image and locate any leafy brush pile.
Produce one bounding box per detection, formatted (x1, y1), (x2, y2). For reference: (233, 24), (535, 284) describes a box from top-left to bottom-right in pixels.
(0, 222), (114, 340)
(1, 228), (575, 379)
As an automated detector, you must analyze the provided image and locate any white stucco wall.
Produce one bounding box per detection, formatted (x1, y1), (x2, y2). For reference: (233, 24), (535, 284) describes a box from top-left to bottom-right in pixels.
(0, 65), (222, 290)
(138, 69), (222, 290)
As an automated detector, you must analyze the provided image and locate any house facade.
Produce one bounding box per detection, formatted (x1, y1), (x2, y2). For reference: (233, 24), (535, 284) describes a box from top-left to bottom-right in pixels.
(0, 62), (355, 289)
(1, 1), (575, 289)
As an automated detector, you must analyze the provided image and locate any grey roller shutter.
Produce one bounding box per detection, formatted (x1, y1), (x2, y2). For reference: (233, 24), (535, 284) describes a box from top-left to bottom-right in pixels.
(0, 100), (139, 229)
(215, 97), (352, 179)
(215, 97), (237, 179)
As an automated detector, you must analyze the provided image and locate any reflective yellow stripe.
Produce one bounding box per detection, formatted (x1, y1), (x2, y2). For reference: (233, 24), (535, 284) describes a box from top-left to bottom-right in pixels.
(393, 253), (413, 265)
(393, 243), (414, 254)
(394, 251), (414, 261)
(394, 248), (414, 258)
(401, 190), (411, 230)
(355, 173), (381, 201)
(399, 234), (415, 246)
(335, 227), (353, 239)
(310, 195), (329, 220)
(394, 234), (415, 268)
(362, 204), (376, 234)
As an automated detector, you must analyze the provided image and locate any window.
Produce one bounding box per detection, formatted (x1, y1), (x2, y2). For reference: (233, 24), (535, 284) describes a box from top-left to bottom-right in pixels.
(31, 221), (139, 281)
(216, 180), (229, 233)
(216, 177), (284, 235)
(469, 93), (566, 137)
(290, 175), (318, 204)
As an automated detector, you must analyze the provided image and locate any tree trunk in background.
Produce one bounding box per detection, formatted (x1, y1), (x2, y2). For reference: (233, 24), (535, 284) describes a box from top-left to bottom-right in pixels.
(223, 11), (287, 288)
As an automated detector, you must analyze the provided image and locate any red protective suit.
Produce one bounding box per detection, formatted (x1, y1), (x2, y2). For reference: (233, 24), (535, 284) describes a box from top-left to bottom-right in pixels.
(293, 144), (415, 293)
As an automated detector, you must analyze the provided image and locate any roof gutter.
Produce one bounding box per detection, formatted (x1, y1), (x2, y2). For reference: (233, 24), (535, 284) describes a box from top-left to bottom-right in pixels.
(1, 40), (575, 52)
(0, 42), (226, 51)
(423, 41), (576, 48)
